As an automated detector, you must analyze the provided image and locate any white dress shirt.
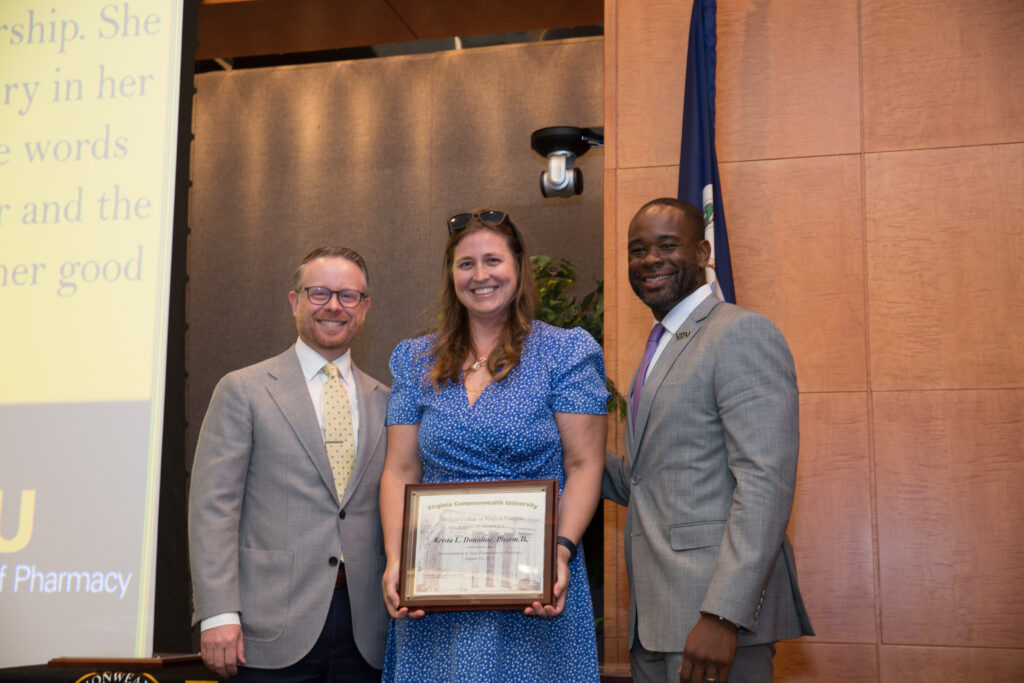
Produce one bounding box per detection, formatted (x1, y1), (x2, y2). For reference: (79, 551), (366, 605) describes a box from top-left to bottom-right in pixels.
(294, 337), (361, 454)
(643, 284), (714, 383)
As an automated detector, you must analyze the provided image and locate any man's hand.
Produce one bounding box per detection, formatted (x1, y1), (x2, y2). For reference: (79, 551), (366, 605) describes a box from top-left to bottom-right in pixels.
(678, 613), (738, 682)
(200, 623), (246, 678)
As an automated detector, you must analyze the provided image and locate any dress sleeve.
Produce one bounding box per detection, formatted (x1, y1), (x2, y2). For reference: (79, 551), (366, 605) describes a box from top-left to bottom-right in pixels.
(549, 327), (609, 415)
(386, 338), (425, 425)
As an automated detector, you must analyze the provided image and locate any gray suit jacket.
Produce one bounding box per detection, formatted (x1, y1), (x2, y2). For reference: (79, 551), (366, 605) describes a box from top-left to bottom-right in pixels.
(189, 345), (389, 669)
(604, 296), (813, 652)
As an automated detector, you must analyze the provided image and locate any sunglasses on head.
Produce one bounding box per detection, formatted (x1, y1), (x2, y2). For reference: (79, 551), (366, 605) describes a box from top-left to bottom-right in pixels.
(447, 210), (509, 234)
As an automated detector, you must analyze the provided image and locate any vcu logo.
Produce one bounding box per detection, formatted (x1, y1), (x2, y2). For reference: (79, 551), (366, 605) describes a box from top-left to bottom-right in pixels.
(0, 490), (36, 553)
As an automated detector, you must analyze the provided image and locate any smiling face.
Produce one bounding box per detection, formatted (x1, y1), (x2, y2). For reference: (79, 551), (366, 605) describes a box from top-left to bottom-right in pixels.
(451, 229), (519, 325)
(626, 202), (710, 320)
(288, 256), (370, 360)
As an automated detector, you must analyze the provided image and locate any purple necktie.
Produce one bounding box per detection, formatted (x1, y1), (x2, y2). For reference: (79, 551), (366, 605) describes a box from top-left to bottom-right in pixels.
(631, 323), (666, 427)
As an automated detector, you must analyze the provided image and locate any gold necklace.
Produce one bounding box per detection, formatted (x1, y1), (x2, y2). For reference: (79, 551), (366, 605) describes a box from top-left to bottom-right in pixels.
(469, 357), (488, 372)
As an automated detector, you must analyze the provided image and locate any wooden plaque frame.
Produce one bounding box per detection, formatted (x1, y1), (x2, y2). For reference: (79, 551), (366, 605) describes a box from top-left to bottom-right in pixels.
(398, 479), (557, 611)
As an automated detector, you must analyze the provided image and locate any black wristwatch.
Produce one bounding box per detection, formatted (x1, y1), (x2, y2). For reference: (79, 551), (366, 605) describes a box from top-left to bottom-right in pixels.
(556, 536), (578, 562)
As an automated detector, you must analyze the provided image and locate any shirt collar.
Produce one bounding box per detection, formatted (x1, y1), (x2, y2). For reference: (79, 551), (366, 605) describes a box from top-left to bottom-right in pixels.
(294, 337), (353, 382)
(658, 283), (714, 335)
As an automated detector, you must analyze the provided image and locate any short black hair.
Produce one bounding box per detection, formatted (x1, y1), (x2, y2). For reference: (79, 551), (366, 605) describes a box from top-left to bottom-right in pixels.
(636, 198), (705, 242)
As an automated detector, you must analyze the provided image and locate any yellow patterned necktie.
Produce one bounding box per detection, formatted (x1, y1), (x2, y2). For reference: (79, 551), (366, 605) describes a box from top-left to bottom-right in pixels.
(322, 363), (356, 510)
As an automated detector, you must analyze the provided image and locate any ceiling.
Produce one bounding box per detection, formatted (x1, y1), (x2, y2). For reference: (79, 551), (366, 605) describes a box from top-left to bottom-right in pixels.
(197, 0), (603, 63)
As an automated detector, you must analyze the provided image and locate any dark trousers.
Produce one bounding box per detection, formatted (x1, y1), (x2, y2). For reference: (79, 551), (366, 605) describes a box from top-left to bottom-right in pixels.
(231, 584), (380, 683)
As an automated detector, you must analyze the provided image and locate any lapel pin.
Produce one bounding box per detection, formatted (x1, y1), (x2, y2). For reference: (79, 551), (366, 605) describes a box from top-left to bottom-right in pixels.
(675, 330), (691, 339)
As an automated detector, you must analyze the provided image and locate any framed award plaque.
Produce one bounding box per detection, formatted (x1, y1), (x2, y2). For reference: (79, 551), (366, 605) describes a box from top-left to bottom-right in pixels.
(398, 479), (557, 611)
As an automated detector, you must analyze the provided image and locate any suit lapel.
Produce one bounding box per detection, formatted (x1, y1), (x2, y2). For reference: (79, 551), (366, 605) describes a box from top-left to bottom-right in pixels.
(265, 347), (337, 498)
(625, 364), (641, 459)
(631, 296), (723, 464)
(340, 365), (385, 507)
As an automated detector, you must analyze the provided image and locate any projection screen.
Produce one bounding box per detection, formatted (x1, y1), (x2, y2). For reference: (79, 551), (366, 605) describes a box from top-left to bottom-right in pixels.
(0, 0), (186, 666)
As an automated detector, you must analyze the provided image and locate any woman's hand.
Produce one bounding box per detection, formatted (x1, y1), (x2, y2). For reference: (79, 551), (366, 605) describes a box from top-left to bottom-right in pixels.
(379, 424), (425, 620)
(382, 560), (425, 620)
(524, 545), (571, 618)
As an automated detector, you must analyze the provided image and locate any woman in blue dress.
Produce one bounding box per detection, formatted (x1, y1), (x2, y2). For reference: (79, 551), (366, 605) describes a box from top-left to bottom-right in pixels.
(379, 209), (608, 682)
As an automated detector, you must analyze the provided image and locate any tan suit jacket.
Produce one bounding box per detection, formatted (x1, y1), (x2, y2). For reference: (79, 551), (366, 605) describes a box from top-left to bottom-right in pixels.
(189, 345), (389, 669)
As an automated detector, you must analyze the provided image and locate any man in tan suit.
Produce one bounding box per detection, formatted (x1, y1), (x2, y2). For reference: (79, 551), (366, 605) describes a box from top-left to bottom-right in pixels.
(604, 199), (813, 683)
(190, 246), (389, 681)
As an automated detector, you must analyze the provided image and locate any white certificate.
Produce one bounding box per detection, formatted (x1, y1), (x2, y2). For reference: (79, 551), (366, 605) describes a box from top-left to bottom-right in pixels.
(399, 479), (557, 610)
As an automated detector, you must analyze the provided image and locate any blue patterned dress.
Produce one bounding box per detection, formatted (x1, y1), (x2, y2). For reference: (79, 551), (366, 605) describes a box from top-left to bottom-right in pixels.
(383, 321), (608, 682)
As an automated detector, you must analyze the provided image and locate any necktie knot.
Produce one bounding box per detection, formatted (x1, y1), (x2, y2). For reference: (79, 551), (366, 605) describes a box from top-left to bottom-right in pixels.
(323, 363), (340, 381)
(647, 323), (666, 345)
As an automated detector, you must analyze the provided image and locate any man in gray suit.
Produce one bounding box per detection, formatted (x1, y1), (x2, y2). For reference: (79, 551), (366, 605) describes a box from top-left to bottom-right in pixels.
(604, 199), (813, 683)
(189, 246), (389, 681)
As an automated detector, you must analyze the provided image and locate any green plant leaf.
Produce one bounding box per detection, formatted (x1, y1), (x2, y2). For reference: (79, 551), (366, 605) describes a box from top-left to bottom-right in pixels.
(532, 255), (626, 420)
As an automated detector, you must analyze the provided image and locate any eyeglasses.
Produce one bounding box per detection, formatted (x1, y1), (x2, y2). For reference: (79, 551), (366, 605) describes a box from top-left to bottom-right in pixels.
(447, 210), (509, 234)
(301, 286), (366, 307)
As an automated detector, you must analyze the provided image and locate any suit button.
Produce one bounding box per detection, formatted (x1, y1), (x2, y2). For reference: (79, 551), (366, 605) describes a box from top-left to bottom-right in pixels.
(338, 509), (346, 519)
(328, 556), (339, 567)
(630, 474), (640, 486)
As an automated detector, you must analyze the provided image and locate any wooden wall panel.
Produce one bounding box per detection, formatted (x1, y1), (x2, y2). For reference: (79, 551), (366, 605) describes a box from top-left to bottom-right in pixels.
(198, 0), (603, 60)
(606, 0), (1024, 676)
(603, 498), (631, 669)
(879, 645), (1024, 681)
(608, 166), (680, 388)
(389, 0), (602, 39)
(604, 168), (623, 450)
(601, 7), (623, 654)
(874, 390), (1024, 648)
(865, 144), (1024, 391)
(789, 393), (876, 643)
(721, 155), (867, 393)
(603, 0), (619, 173)
(775, 642), (879, 683)
(716, 0), (861, 162)
(614, 0), (690, 170)
(198, 0), (415, 59)
(862, 0), (1024, 152)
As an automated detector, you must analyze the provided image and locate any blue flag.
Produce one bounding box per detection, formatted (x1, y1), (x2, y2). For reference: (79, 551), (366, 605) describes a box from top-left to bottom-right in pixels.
(678, 0), (735, 303)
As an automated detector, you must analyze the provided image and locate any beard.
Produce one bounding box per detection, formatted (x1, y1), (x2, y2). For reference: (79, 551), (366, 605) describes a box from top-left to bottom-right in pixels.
(629, 261), (704, 317)
(296, 312), (360, 356)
